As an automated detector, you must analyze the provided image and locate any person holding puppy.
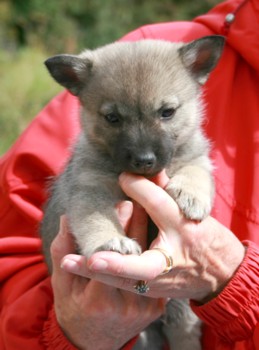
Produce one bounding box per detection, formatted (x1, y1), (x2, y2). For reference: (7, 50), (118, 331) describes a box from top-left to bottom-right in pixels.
(0, 0), (258, 350)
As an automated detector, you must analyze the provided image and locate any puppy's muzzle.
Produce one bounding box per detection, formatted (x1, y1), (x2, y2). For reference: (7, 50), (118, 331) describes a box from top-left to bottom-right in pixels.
(129, 151), (157, 175)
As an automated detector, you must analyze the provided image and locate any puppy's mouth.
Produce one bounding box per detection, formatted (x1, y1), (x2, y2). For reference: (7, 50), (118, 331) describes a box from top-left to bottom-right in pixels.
(127, 166), (162, 178)
(123, 154), (166, 177)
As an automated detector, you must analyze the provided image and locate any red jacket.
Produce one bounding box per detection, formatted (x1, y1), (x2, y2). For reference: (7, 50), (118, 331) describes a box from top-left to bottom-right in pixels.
(0, 0), (259, 349)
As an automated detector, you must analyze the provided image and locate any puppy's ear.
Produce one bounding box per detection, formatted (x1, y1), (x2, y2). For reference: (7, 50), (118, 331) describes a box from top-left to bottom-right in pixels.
(179, 35), (225, 85)
(44, 55), (93, 96)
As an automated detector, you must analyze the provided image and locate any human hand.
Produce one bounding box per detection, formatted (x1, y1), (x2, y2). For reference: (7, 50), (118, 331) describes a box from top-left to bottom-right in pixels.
(51, 213), (165, 350)
(61, 171), (245, 303)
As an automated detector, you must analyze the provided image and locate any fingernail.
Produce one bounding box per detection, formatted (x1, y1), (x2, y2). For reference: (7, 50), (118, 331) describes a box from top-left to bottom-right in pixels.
(89, 259), (108, 271)
(61, 258), (79, 272)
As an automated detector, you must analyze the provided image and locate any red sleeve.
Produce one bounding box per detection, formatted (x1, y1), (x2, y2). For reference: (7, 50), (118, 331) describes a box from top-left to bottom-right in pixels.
(0, 91), (80, 239)
(0, 92), (80, 349)
(191, 241), (259, 350)
(119, 20), (213, 43)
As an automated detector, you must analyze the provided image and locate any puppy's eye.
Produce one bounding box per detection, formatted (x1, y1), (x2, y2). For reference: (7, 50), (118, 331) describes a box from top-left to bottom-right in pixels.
(160, 108), (176, 120)
(105, 113), (120, 124)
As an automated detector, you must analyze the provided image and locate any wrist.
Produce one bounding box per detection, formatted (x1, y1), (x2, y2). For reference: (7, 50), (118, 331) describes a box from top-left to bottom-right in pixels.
(42, 306), (78, 350)
(195, 236), (246, 304)
(191, 241), (259, 343)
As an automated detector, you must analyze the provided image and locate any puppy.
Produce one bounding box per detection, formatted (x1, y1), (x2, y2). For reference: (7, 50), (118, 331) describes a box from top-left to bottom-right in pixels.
(41, 36), (224, 349)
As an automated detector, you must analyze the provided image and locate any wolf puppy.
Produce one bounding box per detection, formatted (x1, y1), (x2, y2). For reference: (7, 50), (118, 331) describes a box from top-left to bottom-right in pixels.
(42, 36), (224, 349)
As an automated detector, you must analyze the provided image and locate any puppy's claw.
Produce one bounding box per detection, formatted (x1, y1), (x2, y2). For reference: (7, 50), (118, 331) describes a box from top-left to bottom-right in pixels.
(177, 197), (211, 221)
(166, 183), (212, 221)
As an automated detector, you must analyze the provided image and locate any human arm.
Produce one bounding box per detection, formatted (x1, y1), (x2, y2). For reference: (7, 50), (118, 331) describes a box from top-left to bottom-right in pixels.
(61, 172), (259, 349)
(0, 198), (162, 350)
(0, 209), (161, 350)
(52, 215), (165, 350)
(62, 171), (245, 301)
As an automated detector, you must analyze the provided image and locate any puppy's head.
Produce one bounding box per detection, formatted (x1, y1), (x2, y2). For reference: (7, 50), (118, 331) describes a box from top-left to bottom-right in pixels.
(45, 36), (224, 176)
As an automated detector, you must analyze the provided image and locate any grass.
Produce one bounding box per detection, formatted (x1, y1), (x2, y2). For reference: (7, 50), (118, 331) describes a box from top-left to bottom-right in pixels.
(0, 47), (62, 155)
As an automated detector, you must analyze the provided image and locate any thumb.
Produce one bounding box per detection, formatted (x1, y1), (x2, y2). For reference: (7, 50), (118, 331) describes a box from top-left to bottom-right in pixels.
(51, 216), (76, 295)
(51, 216), (76, 267)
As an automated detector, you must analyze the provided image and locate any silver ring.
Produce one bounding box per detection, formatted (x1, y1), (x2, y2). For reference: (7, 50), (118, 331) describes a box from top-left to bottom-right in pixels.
(134, 280), (150, 294)
(152, 247), (173, 275)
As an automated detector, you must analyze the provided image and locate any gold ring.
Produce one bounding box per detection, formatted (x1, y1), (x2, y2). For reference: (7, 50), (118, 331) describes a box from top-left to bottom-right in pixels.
(152, 247), (173, 275)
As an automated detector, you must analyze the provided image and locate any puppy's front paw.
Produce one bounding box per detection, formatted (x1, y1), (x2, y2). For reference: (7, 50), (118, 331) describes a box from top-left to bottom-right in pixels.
(166, 177), (212, 221)
(95, 236), (142, 255)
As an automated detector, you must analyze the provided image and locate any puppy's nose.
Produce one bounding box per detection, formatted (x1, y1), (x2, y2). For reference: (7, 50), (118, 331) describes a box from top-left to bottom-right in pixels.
(132, 152), (156, 172)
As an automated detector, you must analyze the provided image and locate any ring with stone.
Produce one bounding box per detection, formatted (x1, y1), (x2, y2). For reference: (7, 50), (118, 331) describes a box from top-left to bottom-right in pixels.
(134, 280), (150, 294)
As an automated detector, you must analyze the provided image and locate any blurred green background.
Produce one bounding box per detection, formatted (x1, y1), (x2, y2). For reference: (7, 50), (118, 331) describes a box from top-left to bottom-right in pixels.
(0, 0), (221, 155)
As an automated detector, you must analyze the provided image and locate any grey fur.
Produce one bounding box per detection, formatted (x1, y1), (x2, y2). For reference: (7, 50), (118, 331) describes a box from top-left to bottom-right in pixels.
(41, 36), (225, 349)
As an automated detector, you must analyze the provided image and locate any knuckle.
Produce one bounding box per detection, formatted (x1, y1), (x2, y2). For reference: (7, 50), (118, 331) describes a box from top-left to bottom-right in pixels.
(147, 191), (169, 212)
(50, 236), (61, 258)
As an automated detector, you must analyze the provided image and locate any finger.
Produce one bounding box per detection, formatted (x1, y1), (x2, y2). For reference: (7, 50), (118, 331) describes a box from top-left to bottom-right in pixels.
(119, 173), (182, 232)
(115, 200), (148, 250)
(62, 249), (168, 281)
(116, 200), (133, 231)
(51, 216), (77, 295)
(61, 253), (170, 298)
(127, 201), (148, 250)
(89, 249), (169, 279)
